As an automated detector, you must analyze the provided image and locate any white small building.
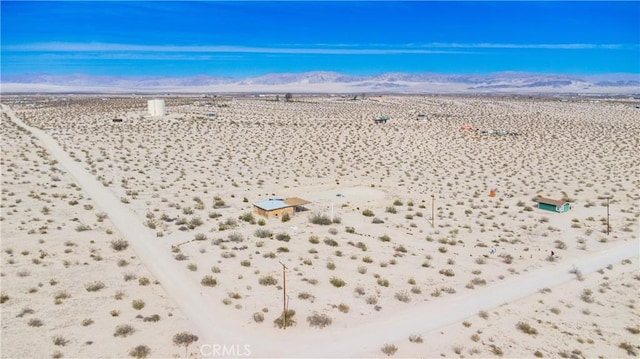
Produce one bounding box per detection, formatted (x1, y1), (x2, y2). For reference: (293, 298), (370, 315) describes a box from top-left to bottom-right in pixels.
(147, 99), (165, 117)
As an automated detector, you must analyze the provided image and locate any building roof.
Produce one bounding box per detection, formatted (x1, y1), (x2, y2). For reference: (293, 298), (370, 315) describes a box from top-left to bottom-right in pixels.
(253, 199), (288, 211)
(253, 197), (311, 211)
(534, 196), (568, 206)
(284, 197), (311, 206)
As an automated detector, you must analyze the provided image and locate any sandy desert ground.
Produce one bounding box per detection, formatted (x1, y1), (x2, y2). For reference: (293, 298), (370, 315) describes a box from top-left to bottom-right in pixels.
(1, 94), (639, 358)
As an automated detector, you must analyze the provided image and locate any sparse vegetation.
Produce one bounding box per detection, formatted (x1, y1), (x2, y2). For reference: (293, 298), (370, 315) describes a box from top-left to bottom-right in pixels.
(381, 344), (398, 357)
(307, 312), (332, 328)
(85, 281), (105, 292)
(129, 345), (151, 359)
(201, 275), (217, 287)
(516, 321), (538, 335)
(114, 324), (135, 337)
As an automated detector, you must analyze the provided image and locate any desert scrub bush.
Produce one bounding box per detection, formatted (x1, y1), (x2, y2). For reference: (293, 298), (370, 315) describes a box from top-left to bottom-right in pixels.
(385, 206), (397, 214)
(439, 268), (455, 277)
(114, 324), (135, 337)
(626, 326), (640, 335)
(275, 232), (291, 242)
(110, 239), (129, 251)
(28, 318), (43, 327)
(85, 281), (105, 292)
(377, 278), (390, 287)
(307, 312), (332, 328)
(138, 277), (150, 286)
(372, 217), (384, 224)
(362, 209), (374, 217)
(491, 345), (504, 356)
(326, 262), (336, 270)
(16, 307), (35, 318)
(395, 291), (411, 303)
(478, 310), (489, 319)
(438, 246), (447, 253)
(619, 342), (637, 356)
(182, 262), (197, 272)
(52, 335), (69, 346)
(240, 259), (251, 267)
(329, 277), (346, 288)
(201, 275), (218, 287)
(239, 212), (255, 223)
(193, 233), (207, 241)
(132, 299), (145, 310)
(81, 318), (94, 326)
(569, 266), (584, 281)
(129, 345), (151, 359)
(75, 224), (91, 232)
(409, 334), (423, 343)
(381, 344), (398, 357)
(581, 288), (595, 303)
(259, 275), (277, 286)
(337, 303), (350, 313)
(273, 309), (296, 328)
(254, 229), (272, 238)
(253, 312), (264, 323)
(345, 226), (355, 234)
(366, 295), (378, 305)
(298, 292), (315, 302)
(378, 234), (391, 242)
(324, 238), (338, 246)
(143, 314), (160, 322)
(516, 321), (538, 335)
(173, 331), (199, 357)
(228, 232), (244, 242)
(310, 213), (332, 225)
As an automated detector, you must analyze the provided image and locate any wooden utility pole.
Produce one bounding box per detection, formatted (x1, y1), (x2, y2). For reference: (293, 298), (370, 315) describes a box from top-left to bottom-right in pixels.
(606, 196), (611, 236)
(431, 194), (435, 228)
(279, 261), (287, 329)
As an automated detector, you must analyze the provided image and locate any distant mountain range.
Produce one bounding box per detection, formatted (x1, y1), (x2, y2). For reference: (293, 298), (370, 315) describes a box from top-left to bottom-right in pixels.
(1, 71), (638, 94)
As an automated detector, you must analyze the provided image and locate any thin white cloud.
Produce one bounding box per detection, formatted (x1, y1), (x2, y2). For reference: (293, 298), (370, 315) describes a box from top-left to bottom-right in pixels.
(4, 42), (635, 55)
(427, 42), (634, 50)
(3, 42), (468, 55)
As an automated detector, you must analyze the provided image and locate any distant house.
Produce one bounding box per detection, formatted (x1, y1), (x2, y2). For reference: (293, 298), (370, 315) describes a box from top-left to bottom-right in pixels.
(534, 196), (571, 213)
(253, 197), (311, 219)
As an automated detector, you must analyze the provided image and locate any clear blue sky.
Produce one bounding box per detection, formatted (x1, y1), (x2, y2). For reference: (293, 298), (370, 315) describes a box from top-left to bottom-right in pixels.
(1, 1), (639, 77)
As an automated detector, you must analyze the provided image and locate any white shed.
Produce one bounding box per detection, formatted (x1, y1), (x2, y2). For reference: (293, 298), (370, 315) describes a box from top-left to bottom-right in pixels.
(147, 99), (165, 117)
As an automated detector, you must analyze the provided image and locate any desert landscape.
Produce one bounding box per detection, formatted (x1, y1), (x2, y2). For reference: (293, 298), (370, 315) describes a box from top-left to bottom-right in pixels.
(1, 94), (639, 358)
